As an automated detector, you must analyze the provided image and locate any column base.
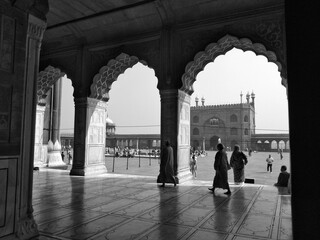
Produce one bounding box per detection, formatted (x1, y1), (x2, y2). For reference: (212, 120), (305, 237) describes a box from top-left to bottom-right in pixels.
(47, 151), (66, 167)
(16, 216), (39, 240)
(70, 164), (107, 176)
(176, 167), (193, 183)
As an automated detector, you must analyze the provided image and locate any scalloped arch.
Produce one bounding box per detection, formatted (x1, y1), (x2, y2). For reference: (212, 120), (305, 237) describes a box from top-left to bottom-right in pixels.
(90, 53), (150, 101)
(181, 35), (286, 94)
(37, 65), (65, 103)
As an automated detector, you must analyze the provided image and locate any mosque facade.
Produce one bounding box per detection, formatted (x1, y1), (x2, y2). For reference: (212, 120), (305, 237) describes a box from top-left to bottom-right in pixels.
(102, 91), (289, 152)
(191, 92), (256, 151)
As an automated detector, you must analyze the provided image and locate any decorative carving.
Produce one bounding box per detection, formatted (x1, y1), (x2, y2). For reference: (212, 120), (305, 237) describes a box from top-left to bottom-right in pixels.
(255, 21), (283, 49)
(27, 14), (46, 41)
(90, 53), (151, 101)
(0, 14), (15, 72)
(37, 65), (65, 103)
(16, 216), (38, 240)
(181, 35), (286, 94)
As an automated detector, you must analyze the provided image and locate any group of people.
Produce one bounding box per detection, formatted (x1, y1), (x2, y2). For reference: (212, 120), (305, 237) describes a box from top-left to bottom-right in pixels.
(158, 141), (290, 193)
(61, 148), (72, 165)
(208, 143), (247, 194)
(208, 144), (290, 194)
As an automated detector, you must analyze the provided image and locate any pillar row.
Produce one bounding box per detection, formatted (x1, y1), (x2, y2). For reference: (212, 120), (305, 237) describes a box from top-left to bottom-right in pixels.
(70, 97), (107, 176)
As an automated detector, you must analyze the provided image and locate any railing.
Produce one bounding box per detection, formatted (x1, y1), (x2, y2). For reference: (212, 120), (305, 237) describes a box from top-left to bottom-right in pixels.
(105, 148), (160, 173)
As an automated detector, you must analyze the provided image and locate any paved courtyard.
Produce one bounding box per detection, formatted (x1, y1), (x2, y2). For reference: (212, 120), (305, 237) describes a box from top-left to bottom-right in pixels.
(33, 151), (292, 240)
(105, 151), (291, 186)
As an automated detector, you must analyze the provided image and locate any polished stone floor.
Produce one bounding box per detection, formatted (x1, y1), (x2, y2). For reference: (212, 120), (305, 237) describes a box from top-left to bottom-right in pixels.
(33, 169), (292, 240)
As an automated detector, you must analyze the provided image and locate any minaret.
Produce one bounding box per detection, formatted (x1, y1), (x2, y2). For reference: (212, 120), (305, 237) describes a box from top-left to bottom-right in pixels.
(251, 91), (255, 108)
(201, 96), (205, 106)
(195, 96), (199, 107)
(246, 92), (250, 104)
(240, 91), (243, 104)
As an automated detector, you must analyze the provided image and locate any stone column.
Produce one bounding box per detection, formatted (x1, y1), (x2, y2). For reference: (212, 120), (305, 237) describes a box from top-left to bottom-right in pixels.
(70, 98), (107, 176)
(16, 14), (47, 240)
(47, 79), (65, 167)
(34, 105), (46, 167)
(177, 90), (193, 182)
(157, 89), (192, 184)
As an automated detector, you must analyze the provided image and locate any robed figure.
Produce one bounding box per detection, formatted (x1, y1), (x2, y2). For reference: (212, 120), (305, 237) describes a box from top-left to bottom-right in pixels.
(158, 141), (177, 187)
(230, 145), (248, 184)
(209, 143), (231, 194)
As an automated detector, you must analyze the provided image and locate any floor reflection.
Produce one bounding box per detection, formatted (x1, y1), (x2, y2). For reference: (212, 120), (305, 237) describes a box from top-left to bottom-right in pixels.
(33, 169), (292, 240)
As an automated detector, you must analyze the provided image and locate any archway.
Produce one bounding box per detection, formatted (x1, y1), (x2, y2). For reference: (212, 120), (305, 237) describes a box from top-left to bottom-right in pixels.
(90, 53), (160, 176)
(181, 35), (287, 95)
(184, 34), (289, 185)
(210, 136), (220, 150)
(35, 65), (73, 167)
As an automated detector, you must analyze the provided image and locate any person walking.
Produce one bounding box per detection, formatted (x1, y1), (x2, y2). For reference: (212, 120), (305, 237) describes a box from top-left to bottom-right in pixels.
(209, 143), (231, 195)
(230, 145), (248, 185)
(266, 154), (274, 173)
(190, 152), (198, 178)
(280, 149), (283, 160)
(159, 141), (177, 187)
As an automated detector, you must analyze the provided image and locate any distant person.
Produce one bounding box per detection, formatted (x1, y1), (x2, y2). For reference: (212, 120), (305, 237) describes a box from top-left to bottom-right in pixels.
(249, 149), (252, 156)
(230, 145), (248, 185)
(67, 149), (72, 165)
(190, 152), (198, 178)
(209, 143), (231, 195)
(274, 165), (290, 187)
(266, 154), (274, 173)
(159, 141), (176, 187)
(280, 149), (283, 160)
(61, 151), (65, 162)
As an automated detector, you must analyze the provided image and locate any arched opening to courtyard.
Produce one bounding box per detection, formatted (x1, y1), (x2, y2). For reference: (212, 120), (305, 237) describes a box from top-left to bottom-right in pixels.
(103, 61), (161, 176)
(186, 36), (290, 186)
(34, 66), (75, 168)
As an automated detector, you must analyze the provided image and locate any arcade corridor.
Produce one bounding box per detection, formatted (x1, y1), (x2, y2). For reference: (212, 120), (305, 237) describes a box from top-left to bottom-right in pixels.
(33, 169), (292, 240)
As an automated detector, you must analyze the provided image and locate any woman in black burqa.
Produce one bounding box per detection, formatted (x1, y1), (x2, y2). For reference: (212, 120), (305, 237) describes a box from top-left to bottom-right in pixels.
(159, 140), (177, 187)
(209, 143), (231, 194)
(230, 144), (248, 185)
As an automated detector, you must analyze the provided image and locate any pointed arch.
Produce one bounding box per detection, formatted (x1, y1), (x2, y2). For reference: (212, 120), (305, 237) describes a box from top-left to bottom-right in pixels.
(37, 65), (65, 103)
(181, 35), (286, 94)
(90, 53), (151, 101)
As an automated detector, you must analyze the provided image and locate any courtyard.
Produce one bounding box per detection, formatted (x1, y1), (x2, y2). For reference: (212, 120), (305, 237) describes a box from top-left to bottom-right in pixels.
(32, 151), (292, 240)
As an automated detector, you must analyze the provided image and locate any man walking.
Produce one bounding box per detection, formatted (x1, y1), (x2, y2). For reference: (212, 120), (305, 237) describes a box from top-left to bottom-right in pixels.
(266, 154), (274, 173)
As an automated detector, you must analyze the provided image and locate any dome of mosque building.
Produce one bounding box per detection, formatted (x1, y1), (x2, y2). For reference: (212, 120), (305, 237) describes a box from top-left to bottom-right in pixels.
(106, 117), (115, 126)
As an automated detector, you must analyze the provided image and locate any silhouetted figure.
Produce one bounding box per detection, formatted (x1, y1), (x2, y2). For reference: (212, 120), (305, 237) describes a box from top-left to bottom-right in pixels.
(230, 145), (248, 185)
(274, 165), (290, 187)
(61, 151), (65, 162)
(209, 143), (231, 195)
(159, 141), (176, 187)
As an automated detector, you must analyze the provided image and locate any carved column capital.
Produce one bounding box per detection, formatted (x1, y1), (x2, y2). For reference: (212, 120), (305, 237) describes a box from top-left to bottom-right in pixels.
(27, 14), (46, 41)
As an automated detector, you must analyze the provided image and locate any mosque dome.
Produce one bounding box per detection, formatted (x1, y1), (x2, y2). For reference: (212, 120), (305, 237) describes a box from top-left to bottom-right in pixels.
(106, 117), (115, 126)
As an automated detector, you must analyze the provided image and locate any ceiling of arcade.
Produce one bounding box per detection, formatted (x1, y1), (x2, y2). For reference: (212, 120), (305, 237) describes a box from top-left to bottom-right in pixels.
(42, 0), (284, 50)
(32, 0), (286, 99)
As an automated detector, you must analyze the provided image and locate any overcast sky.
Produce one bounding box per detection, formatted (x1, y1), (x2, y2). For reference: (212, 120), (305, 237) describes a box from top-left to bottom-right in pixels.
(60, 48), (289, 135)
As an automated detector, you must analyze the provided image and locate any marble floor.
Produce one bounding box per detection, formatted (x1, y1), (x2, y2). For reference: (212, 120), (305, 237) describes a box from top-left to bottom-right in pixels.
(32, 169), (292, 240)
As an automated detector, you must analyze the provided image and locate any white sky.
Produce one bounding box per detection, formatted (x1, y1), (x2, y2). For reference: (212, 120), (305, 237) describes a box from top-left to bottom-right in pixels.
(60, 48), (289, 135)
